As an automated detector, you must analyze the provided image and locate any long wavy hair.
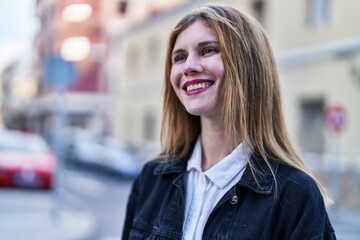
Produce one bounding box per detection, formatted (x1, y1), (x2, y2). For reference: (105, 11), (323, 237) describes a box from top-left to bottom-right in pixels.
(161, 3), (331, 206)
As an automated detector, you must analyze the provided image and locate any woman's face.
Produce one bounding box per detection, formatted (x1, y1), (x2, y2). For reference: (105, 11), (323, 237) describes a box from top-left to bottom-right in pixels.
(170, 20), (225, 118)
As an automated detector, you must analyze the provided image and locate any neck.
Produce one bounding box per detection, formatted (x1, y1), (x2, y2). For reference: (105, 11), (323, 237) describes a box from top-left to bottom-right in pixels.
(200, 117), (230, 171)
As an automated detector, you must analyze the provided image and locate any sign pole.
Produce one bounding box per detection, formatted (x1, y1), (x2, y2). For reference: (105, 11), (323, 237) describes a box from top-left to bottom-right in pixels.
(324, 105), (346, 211)
(52, 88), (66, 219)
(44, 55), (77, 219)
(329, 132), (340, 211)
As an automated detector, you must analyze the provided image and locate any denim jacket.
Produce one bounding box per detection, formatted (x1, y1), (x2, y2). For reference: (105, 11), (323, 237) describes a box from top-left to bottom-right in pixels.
(122, 151), (336, 240)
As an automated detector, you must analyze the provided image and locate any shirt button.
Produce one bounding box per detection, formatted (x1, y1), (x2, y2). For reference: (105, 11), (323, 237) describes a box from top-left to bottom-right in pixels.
(189, 209), (196, 218)
(229, 195), (238, 204)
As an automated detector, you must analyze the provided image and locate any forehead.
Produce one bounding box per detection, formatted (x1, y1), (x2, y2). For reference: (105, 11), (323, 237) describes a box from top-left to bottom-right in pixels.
(173, 20), (218, 48)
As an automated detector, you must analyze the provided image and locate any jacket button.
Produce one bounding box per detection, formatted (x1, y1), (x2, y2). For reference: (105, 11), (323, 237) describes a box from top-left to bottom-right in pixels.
(229, 195), (238, 204)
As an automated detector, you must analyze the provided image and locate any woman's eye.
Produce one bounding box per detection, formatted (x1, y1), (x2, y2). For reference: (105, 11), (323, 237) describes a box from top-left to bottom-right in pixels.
(202, 47), (218, 56)
(173, 54), (186, 63)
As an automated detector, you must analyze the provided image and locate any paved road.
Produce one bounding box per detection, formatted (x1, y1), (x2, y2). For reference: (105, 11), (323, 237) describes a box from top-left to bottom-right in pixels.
(328, 208), (360, 240)
(61, 166), (133, 239)
(0, 166), (134, 240)
(0, 189), (97, 240)
(1, 165), (360, 240)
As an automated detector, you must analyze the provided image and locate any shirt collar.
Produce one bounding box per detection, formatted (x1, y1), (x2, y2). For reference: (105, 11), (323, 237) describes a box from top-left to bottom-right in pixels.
(186, 137), (249, 189)
(153, 139), (278, 195)
(205, 143), (248, 189)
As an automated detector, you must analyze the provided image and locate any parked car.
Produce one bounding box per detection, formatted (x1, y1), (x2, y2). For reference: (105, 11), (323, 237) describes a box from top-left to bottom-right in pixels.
(65, 128), (141, 178)
(0, 130), (57, 189)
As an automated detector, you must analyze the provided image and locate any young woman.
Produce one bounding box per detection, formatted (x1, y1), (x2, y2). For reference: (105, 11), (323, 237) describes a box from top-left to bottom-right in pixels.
(122, 4), (336, 240)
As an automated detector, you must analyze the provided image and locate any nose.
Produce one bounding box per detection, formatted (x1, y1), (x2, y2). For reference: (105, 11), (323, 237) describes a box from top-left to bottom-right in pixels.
(183, 54), (203, 76)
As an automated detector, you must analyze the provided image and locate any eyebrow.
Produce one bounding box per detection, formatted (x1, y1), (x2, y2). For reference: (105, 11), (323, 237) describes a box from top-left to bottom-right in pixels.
(171, 40), (219, 57)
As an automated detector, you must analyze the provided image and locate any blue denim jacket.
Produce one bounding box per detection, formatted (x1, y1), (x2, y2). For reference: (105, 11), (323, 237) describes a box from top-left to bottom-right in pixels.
(122, 151), (336, 240)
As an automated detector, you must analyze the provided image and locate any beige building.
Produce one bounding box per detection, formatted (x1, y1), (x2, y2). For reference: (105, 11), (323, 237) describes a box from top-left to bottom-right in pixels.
(108, 0), (360, 168)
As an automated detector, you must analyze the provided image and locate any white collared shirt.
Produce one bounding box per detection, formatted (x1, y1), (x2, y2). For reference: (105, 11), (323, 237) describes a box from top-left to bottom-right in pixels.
(182, 137), (249, 240)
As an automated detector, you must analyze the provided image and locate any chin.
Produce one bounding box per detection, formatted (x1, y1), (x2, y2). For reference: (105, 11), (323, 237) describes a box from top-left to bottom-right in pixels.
(184, 107), (202, 116)
(185, 106), (212, 117)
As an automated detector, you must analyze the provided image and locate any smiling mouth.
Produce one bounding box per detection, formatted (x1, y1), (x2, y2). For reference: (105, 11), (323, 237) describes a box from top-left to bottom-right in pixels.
(183, 80), (214, 92)
(186, 82), (211, 91)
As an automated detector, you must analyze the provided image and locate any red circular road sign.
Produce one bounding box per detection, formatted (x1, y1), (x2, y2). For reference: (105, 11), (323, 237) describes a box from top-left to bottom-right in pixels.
(324, 105), (346, 133)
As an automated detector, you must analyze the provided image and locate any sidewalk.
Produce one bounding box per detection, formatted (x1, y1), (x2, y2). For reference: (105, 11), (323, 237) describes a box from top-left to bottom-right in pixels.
(328, 207), (360, 240)
(0, 189), (98, 240)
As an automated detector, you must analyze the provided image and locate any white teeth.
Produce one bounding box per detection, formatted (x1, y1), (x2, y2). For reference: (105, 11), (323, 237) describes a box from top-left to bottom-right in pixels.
(186, 83), (210, 91)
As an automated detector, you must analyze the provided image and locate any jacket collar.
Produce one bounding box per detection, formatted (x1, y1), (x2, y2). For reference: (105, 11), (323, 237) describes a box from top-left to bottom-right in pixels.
(237, 155), (278, 195)
(153, 147), (279, 196)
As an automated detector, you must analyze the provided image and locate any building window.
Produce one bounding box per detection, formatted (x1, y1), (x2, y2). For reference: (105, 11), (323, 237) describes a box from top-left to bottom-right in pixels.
(299, 98), (325, 153)
(126, 45), (140, 79)
(143, 110), (156, 140)
(252, 0), (265, 23)
(147, 37), (161, 66)
(118, 0), (128, 16)
(306, 0), (331, 27)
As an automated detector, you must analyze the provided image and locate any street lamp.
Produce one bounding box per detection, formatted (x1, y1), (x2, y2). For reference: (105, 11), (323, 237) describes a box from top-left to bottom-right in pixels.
(62, 3), (92, 22)
(60, 37), (91, 62)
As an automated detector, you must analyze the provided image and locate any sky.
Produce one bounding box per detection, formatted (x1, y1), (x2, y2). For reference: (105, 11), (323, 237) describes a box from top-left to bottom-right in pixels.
(0, 0), (37, 70)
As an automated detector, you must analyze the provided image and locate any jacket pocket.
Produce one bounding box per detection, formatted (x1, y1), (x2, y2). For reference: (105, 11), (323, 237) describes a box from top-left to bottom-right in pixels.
(129, 220), (178, 240)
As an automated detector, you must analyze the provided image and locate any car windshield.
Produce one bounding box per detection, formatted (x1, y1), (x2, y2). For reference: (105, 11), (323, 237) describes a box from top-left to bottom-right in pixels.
(0, 132), (49, 153)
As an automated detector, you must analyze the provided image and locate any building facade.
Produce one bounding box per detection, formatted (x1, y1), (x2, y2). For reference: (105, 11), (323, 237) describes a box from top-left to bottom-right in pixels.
(108, 0), (360, 168)
(25, 0), (122, 140)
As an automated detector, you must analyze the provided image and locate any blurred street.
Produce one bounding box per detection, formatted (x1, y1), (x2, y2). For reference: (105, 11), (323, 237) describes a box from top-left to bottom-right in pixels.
(329, 208), (360, 240)
(1, 164), (360, 239)
(0, 165), (134, 240)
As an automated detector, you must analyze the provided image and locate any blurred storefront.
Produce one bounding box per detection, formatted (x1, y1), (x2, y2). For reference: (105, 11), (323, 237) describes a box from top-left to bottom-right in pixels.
(0, 0), (127, 141)
(1, 51), (38, 131)
(27, 0), (108, 140)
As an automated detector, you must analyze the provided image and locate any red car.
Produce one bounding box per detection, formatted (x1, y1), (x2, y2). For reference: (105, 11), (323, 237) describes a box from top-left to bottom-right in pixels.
(0, 130), (57, 189)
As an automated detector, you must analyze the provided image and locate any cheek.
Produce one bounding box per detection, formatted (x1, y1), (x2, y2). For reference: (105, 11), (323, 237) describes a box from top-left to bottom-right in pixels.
(213, 59), (225, 79)
(215, 66), (225, 80)
(170, 67), (181, 89)
(203, 56), (225, 80)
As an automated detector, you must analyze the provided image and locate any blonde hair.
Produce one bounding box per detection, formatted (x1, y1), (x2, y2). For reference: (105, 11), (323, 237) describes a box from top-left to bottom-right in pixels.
(161, 3), (331, 206)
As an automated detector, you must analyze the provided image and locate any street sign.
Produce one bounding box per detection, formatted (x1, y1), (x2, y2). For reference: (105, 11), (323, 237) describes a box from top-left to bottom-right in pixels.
(324, 105), (346, 133)
(44, 55), (77, 90)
